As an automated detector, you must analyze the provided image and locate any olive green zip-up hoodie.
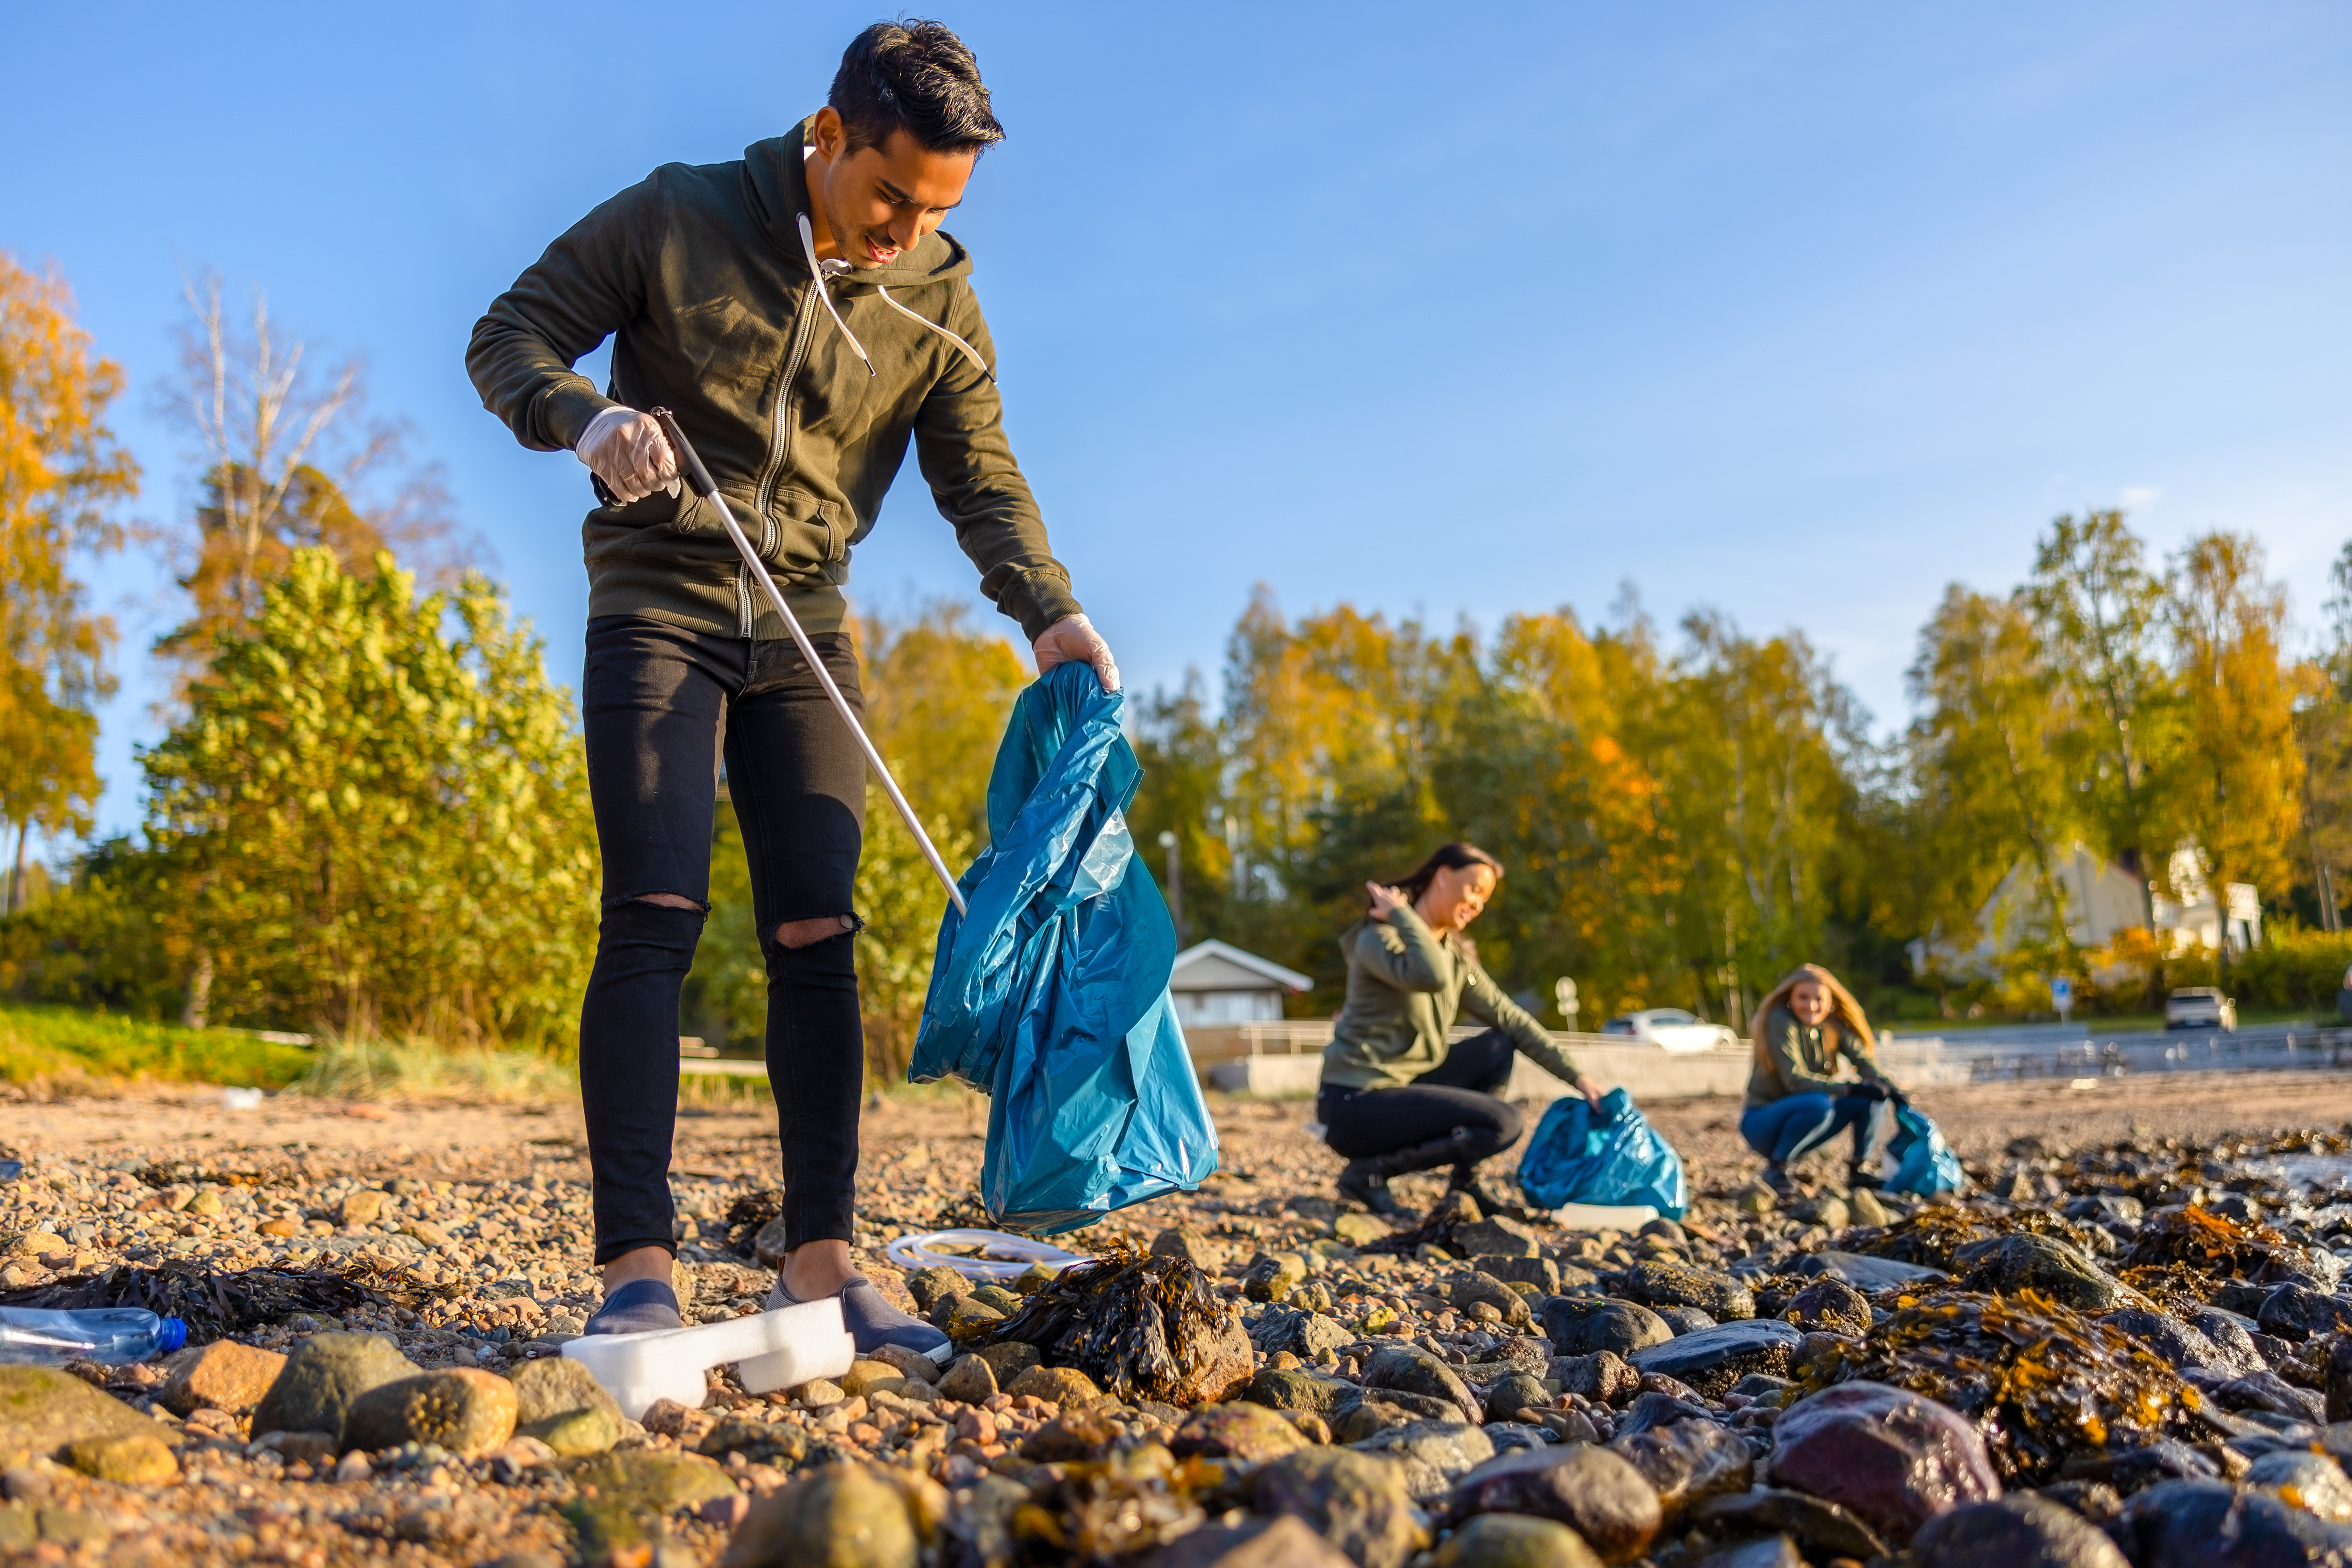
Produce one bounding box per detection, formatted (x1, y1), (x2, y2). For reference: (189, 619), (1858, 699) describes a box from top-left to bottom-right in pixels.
(466, 118), (1082, 643)
(1320, 906), (1589, 1093)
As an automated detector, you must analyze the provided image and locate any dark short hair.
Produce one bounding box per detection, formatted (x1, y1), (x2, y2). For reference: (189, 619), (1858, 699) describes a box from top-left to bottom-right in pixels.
(829, 20), (1004, 156)
(1388, 842), (1504, 910)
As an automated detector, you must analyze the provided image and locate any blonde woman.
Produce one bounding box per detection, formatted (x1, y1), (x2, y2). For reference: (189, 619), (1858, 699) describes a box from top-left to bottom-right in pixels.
(1740, 963), (1899, 1198)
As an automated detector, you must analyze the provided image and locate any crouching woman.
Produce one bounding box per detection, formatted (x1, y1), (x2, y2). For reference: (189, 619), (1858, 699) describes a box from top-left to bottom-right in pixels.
(1316, 842), (1602, 1219)
(1741, 963), (1899, 1196)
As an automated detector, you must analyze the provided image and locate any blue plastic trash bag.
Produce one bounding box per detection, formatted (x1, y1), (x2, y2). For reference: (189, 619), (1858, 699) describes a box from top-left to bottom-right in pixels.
(1516, 1087), (1688, 1219)
(1880, 1100), (1965, 1196)
(909, 663), (1219, 1233)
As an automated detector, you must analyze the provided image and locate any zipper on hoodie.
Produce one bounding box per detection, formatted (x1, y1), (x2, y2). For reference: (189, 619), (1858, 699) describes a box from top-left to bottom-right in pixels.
(739, 278), (824, 638)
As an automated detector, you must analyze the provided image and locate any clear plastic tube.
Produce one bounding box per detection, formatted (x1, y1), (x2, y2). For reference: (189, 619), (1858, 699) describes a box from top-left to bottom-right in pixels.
(882, 1229), (1090, 1283)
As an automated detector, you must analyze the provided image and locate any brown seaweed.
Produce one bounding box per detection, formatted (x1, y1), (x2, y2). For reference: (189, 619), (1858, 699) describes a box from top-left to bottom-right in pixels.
(1810, 1287), (2203, 1483)
(972, 1247), (1238, 1406)
(0, 1259), (460, 1343)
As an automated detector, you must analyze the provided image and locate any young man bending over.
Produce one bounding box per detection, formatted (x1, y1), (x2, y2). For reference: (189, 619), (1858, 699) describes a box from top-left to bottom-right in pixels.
(467, 19), (1117, 1353)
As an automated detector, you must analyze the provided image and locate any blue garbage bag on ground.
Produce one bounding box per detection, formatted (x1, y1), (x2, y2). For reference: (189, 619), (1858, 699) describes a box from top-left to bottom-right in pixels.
(909, 663), (1219, 1233)
(1880, 1100), (1965, 1196)
(1516, 1087), (1688, 1219)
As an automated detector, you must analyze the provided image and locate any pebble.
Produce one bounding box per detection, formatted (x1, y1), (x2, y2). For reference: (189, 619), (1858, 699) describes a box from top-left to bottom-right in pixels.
(1432, 1513), (1604, 1568)
(1766, 1381), (2002, 1544)
(1912, 1495), (2130, 1568)
(1625, 1318), (1803, 1396)
(1254, 1446), (1428, 1568)
(1447, 1443), (1662, 1560)
(717, 1462), (918, 1568)
(340, 1368), (519, 1456)
(161, 1338), (287, 1417)
(250, 1331), (421, 1437)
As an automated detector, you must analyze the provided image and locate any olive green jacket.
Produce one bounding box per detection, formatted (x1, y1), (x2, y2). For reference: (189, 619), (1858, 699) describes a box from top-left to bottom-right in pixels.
(467, 117), (1082, 642)
(1744, 1005), (1885, 1109)
(1319, 906), (1587, 1093)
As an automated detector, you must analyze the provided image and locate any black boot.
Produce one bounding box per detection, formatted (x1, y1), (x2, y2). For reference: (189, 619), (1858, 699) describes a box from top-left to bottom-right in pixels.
(1446, 1164), (1514, 1219)
(1847, 1162), (1885, 1191)
(1336, 1130), (1474, 1220)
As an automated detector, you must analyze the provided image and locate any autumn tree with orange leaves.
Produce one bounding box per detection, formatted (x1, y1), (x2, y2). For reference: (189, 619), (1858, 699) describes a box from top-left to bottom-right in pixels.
(0, 256), (136, 910)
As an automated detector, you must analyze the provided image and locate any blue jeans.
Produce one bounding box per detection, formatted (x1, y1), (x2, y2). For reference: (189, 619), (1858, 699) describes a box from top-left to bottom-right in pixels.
(1740, 1093), (1872, 1165)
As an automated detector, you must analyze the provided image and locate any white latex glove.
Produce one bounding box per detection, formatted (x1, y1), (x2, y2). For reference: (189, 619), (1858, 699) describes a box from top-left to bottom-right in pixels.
(1033, 613), (1120, 692)
(575, 406), (678, 505)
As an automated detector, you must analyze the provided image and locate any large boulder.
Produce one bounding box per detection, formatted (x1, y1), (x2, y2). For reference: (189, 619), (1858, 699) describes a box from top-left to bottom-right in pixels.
(1766, 1381), (2001, 1544)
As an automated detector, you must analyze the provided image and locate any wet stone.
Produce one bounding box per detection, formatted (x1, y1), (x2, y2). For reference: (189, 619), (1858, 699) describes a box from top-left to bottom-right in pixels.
(1954, 1233), (2124, 1310)
(1788, 1250), (1946, 1290)
(2110, 1478), (2352, 1568)
(1617, 1259), (1756, 1321)
(1696, 1538), (1801, 1568)
(2247, 1449), (2352, 1522)
(1781, 1277), (1871, 1337)
(2098, 1307), (2226, 1371)
(1481, 1371), (1550, 1424)
(1254, 1446), (1430, 1568)
(2215, 1368), (2325, 1423)
(1613, 1390), (1714, 1437)
(1691, 1489), (1889, 1560)
(1452, 1216), (1543, 1259)
(1447, 1442), (1663, 1562)
(1606, 1418), (1754, 1520)
(2055, 1440), (2218, 1493)
(1912, 1494), (2131, 1568)
(2257, 1283), (2352, 1340)
(1431, 1513), (1605, 1568)
(1140, 1514), (1356, 1568)
(1362, 1343), (1483, 1425)
(1347, 1419), (1497, 1502)
(1626, 1319), (1802, 1398)
(1542, 1298), (1673, 1358)
(1652, 1306), (1716, 1335)
(1551, 1351), (1638, 1404)
(2183, 1305), (2266, 1375)
(1768, 1381), (2002, 1544)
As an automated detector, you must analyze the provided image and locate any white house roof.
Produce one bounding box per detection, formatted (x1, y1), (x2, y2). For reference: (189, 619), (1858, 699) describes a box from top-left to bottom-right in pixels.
(1169, 939), (1312, 994)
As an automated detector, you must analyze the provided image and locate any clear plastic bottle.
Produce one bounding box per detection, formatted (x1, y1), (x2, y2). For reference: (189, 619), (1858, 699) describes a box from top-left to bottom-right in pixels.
(0, 1307), (187, 1365)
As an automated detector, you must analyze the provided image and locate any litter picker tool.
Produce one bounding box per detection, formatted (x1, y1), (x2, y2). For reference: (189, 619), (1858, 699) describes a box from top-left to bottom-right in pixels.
(649, 408), (966, 917)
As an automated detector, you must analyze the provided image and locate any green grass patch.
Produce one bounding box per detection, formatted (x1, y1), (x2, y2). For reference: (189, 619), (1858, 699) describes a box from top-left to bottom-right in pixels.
(0, 1001), (314, 1089)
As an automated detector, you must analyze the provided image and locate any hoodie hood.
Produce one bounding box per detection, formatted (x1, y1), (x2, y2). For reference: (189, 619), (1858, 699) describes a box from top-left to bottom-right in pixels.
(741, 118), (973, 294)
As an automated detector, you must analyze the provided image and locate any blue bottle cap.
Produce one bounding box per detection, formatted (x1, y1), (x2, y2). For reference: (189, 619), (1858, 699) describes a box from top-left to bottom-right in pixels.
(156, 1317), (187, 1354)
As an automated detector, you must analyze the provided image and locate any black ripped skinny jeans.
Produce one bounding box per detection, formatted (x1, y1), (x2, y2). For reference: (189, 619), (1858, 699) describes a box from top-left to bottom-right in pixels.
(579, 615), (867, 1266)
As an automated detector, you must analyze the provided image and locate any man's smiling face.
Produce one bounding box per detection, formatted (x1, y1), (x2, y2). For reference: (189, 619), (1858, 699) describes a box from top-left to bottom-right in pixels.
(806, 105), (976, 269)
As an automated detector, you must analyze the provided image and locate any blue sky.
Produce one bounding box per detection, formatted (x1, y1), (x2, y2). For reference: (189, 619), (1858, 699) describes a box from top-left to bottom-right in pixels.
(5, 2), (2349, 843)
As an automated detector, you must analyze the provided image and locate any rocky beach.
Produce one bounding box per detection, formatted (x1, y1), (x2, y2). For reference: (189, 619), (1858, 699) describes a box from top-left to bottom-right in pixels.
(0, 1070), (2347, 1566)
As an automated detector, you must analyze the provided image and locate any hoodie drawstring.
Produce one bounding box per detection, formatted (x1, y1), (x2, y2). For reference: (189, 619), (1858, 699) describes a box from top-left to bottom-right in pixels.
(797, 212), (873, 378)
(795, 211), (994, 383)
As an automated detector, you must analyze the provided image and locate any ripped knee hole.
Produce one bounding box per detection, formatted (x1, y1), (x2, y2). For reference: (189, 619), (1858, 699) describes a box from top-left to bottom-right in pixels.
(774, 914), (857, 950)
(632, 893), (704, 912)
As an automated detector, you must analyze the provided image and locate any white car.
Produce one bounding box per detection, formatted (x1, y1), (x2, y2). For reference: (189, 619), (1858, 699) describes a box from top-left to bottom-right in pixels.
(2164, 987), (2237, 1032)
(1598, 1008), (1740, 1053)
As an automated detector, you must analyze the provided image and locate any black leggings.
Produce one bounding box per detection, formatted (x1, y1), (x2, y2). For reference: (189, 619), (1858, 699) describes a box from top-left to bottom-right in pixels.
(1317, 1030), (1524, 1168)
(578, 616), (867, 1265)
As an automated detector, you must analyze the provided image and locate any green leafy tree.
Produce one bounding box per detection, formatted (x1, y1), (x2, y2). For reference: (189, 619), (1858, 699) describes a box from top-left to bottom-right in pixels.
(140, 547), (595, 1039)
(1904, 585), (2081, 963)
(2023, 511), (2176, 922)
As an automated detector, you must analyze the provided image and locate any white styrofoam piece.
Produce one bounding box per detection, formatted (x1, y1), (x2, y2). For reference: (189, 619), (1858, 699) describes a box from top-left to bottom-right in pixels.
(562, 1297), (855, 1420)
(1548, 1202), (1662, 1231)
